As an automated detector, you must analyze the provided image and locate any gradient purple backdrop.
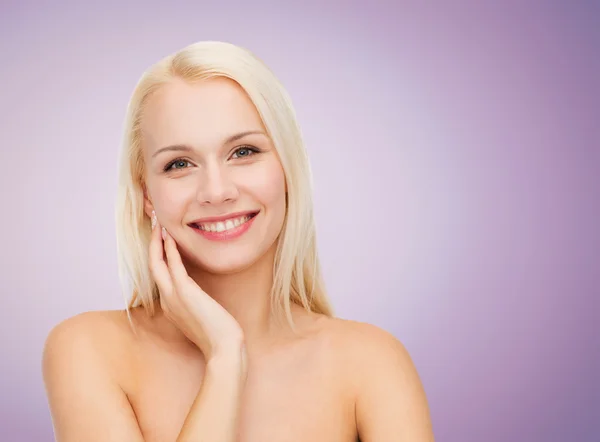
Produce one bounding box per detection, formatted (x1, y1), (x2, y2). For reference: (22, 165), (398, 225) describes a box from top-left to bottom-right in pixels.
(0, 1), (598, 441)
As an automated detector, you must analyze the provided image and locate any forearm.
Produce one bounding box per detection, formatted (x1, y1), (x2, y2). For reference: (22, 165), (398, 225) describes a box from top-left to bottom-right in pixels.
(176, 350), (247, 442)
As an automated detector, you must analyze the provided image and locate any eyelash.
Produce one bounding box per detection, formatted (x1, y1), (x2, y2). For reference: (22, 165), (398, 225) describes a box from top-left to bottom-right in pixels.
(163, 145), (262, 172)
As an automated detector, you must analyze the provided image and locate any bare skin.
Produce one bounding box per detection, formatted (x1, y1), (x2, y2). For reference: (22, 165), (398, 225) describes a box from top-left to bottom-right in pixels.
(43, 302), (433, 441)
(42, 76), (434, 441)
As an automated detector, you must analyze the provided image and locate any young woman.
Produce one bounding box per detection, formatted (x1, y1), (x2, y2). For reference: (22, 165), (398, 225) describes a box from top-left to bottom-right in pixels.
(42, 41), (435, 442)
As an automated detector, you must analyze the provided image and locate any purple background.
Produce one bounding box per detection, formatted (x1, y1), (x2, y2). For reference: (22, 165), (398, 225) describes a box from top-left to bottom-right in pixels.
(1, 1), (598, 440)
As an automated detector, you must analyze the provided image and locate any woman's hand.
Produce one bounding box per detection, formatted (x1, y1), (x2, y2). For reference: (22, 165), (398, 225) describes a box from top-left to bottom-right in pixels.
(148, 211), (246, 364)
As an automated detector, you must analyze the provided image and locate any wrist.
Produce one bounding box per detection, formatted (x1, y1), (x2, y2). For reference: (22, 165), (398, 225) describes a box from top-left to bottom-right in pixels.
(206, 343), (247, 376)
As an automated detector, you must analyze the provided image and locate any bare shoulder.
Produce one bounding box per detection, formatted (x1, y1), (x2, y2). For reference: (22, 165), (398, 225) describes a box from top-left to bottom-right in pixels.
(43, 309), (135, 370)
(42, 310), (145, 442)
(44, 309), (134, 339)
(308, 317), (412, 393)
(318, 317), (435, 442)
(318, 317), (412, 368)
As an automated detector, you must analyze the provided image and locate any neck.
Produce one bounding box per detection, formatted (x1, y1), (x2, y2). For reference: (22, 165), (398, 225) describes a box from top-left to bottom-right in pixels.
(184, 244), (291, 350)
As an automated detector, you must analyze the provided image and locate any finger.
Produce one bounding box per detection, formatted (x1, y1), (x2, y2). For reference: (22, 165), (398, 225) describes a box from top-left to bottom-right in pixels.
(162, 227), (190, 288)
(148, 219), (173, 297)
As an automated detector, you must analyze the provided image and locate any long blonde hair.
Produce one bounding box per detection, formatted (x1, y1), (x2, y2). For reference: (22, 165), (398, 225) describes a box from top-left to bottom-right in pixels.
(115, 41), (333, 328)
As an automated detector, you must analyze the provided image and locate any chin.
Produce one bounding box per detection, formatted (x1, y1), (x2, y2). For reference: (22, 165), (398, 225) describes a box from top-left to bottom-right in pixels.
(196, 250), (263, 275)
(178, 235), (278, 277)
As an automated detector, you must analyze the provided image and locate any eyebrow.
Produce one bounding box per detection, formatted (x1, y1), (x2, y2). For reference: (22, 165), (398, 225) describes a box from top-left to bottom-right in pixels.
(151, 130), (267, 158)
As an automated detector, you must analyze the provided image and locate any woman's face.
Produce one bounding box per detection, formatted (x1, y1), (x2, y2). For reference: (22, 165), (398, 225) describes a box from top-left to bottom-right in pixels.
(140, 77), (287, 274)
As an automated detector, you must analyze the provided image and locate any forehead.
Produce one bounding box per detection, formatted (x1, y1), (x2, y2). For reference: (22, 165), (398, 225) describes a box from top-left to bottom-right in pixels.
(140, 77), (265, 149)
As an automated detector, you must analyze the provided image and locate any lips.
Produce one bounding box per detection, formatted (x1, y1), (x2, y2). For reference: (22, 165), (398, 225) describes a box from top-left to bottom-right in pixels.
(188, 210), (259, 225)
(189, 211), (259, 241)
(188, 211), (259, 233)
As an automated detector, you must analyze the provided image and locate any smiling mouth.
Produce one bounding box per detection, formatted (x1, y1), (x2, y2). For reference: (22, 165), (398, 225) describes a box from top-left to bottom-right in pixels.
(189, 212), (258, 233)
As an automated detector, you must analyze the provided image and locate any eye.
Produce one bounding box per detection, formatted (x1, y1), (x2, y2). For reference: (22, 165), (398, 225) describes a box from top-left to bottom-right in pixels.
(164, 158), (192, 172)
(231, 145), (260, 159)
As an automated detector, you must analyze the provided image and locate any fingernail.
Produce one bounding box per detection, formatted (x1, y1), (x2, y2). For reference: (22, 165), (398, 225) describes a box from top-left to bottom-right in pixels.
(151, 210), (157, 230)
(161, 227), (167, 240)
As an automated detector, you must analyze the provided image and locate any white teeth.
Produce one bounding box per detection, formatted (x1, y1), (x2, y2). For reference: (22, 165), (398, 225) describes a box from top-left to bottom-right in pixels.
(197, 214), (253, 233)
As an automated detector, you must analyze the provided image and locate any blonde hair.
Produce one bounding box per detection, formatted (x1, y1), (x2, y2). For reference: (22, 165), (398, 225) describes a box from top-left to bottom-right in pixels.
(115, 41), (333, 327)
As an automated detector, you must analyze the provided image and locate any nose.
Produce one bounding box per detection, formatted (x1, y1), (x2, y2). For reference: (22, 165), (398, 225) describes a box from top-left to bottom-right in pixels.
(196, 163), (238, 205)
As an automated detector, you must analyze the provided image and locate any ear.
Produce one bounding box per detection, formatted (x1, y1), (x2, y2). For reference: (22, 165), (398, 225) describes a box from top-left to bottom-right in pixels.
(142, 184), (155, 218)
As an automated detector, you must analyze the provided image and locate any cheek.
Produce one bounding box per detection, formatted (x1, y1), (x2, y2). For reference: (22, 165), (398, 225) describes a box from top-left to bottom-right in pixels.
(149, 179), (194, 218)
(245, 160), (286, 210)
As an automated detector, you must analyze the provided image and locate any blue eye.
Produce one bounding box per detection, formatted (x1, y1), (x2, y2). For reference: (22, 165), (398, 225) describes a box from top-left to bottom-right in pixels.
(164, 158), (192, 172)
(232, 146), (260, 159)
